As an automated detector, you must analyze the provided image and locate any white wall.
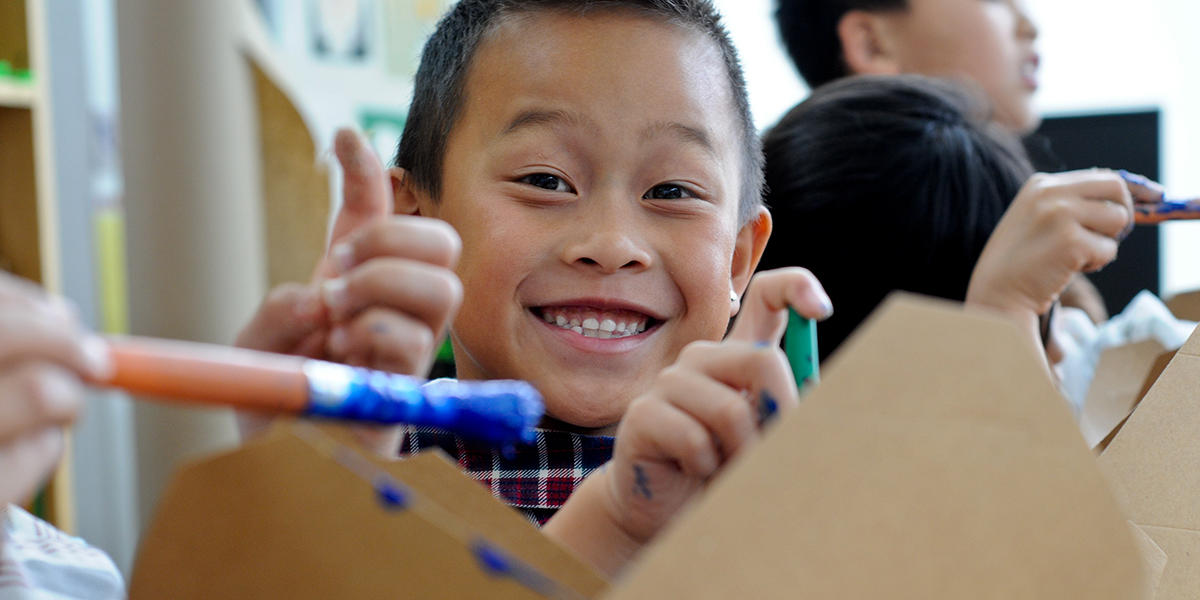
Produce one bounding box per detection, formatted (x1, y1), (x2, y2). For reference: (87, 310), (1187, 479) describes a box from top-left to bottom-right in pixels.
(715, 0), (1200, 297)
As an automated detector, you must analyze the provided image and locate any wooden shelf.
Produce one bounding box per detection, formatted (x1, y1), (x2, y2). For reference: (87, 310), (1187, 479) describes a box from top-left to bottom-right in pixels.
(0, 79), (35, 108)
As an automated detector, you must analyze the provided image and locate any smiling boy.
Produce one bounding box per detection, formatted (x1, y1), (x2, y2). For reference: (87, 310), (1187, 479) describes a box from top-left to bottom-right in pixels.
(237, 0), (1130, 577)
(239, 0), (825, 538)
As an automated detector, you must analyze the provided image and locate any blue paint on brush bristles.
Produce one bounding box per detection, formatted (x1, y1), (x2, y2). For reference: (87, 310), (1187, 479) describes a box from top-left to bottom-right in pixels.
(301, 361), (544, 449)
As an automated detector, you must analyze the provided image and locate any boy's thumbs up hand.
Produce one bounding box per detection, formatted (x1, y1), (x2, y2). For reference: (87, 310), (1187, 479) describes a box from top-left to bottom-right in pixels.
(234, 129), (463, 456)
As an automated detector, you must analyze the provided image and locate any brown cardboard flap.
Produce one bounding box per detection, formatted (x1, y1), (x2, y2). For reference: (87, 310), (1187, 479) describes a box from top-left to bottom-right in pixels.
(607, 294), (1145, 599)
(1137, 526), (1200, 600)
(130, 423), (607, 599)
(1100, 350), (1200, 531)
(1166, 290), (1200, 322)
(1081, 340), (1167, 449)
(1129, 522), (1168, 597)
(1092, 324), (1200, 598)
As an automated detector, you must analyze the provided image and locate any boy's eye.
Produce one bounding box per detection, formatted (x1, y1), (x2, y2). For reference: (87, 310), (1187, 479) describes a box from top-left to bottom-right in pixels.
(519, 173), (574, 193)
(642, 183), (695, 200)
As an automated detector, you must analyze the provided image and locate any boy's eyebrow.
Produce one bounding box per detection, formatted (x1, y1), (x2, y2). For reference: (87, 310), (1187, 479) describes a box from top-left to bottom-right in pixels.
(643, 121), (716, 156)
(500, 109), (592, 137)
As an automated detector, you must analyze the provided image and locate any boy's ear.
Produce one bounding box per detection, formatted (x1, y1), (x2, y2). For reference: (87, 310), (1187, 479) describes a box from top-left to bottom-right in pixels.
(837, 10), (903, 77)
(730, 207), (772, 317)
(389, 167), (425, 216)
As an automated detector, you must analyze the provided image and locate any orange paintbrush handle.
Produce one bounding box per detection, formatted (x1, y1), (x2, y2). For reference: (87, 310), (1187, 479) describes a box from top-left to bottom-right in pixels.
(98, 336), (310, 413)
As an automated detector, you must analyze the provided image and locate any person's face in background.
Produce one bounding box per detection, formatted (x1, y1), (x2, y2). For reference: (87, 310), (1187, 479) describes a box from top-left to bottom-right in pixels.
(870, 0), (1041, 133)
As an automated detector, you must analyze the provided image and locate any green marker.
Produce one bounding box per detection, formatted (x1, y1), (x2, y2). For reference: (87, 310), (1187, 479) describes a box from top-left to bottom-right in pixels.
(784, 308), (818, 394)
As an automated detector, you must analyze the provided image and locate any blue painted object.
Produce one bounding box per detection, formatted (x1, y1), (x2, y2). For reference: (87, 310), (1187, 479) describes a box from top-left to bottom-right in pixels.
(302, 361), (544, 448)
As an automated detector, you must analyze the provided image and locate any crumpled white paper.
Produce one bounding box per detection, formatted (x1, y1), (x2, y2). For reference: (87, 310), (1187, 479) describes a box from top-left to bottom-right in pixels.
(1054, 290), (1198, 413)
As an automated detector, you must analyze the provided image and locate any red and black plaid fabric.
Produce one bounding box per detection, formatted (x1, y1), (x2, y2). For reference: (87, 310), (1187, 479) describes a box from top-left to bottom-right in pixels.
(398, 426), (615, 525)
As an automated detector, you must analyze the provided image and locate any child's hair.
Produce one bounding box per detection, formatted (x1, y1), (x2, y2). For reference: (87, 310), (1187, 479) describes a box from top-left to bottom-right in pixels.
(774, 0), (906, 87)
(759, 75), (1034, 359)
(394, 0), (764, 223)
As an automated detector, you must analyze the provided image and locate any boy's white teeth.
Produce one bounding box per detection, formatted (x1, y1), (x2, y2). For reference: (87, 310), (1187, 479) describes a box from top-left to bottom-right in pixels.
(538, 306), (652, 339)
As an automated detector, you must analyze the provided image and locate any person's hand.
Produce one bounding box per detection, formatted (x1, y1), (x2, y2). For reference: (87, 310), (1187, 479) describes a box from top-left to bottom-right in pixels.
(235, 129), (462, 453)
(966, 169), (1132, 361)
(544, 268), (832, 575)
(0, 272), (110, 505)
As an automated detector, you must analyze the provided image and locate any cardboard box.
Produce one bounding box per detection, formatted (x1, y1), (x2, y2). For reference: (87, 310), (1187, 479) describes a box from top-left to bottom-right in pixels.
(1099, 322), (1200, 600)
(1080, 340), (1167, 450)
(129, 423), (608, 599)
(1166, 290), (1200, 322)
(607, 295), (1148, 599)
(130, 295), (1154, 598)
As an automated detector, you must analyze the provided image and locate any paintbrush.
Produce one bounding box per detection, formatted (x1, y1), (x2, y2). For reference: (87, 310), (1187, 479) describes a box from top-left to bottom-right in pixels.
(1119, 170), (1200, 224)
(92, 336), (543, 448)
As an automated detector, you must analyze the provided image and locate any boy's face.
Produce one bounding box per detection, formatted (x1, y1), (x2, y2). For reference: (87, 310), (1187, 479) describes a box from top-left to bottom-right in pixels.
(409, 12), (762, 429)
(878, 0), (1040, 132)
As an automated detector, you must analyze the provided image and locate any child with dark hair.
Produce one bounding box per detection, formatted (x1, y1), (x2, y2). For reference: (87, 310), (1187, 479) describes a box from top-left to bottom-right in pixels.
(237, 1), (1130, 575)
(774, 0), (1040, 133)
(761, 75), (1030, 360)
(761, 74), (1135, 362)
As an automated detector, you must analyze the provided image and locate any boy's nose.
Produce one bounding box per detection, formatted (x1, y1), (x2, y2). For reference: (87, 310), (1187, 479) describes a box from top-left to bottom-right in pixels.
(560, 207), (653, 274)
(1012, 0), (1038, 40)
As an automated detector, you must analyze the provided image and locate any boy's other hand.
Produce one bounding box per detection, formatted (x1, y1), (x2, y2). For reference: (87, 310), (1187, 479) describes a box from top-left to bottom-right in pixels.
(0, 272), (110, 505)
(545, 269), (830, 575)
(966, 169), (1132, 359)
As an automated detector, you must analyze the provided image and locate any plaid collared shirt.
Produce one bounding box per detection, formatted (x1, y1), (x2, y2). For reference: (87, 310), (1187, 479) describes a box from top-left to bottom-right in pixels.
(398, 426), (615, 525)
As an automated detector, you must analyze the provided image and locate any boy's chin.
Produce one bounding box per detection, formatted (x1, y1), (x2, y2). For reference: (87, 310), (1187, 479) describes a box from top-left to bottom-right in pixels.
(540, 399), (628, 435)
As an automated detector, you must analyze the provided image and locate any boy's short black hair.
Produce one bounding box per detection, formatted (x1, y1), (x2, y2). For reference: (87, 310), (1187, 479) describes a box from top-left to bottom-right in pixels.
(775, 0), (907, 87)
(759, 75), (1034, 359)
(395, 0), (763, 223)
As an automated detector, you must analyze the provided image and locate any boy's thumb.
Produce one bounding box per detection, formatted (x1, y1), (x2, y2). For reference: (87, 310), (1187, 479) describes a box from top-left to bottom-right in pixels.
(726, 268), (832, 344)
(312, 128), (394, 282)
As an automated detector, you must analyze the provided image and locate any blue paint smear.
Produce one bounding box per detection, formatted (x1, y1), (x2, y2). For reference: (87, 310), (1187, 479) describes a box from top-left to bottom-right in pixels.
(374, 479), (408, 511)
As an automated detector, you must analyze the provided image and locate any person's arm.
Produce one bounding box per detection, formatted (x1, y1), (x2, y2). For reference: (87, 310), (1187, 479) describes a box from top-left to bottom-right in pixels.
(0, 272), (110, 505)
(966, 169), (1133, 368)
(544, 269), (832, 576)
(234, 129), (462, 456)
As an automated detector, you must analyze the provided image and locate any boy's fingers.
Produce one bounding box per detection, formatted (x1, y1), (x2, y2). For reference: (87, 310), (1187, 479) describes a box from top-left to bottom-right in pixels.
(676, 341), (799, 414)
(322, 259), (463, 334)
(727, 268), (831, 345)
(327, 308), (438, 376)
(0, 364), (83, 441)
(328, 216), (462, 276)
(657, 365), (756, 459)
(234, 284), (328, 354)
(622, 398), (720, 479)
(0, 313), (109, 380)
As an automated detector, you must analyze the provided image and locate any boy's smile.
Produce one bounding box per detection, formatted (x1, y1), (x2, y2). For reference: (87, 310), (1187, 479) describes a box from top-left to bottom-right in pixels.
(403, 10), (760, 430)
